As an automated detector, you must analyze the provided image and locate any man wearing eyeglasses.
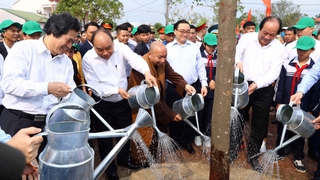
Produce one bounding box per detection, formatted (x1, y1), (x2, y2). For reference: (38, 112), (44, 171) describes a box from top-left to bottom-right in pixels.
(165, 19), (208, 154)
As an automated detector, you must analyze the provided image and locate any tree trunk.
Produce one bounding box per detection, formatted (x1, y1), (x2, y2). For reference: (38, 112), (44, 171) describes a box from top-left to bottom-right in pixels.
(209, 0), (237, 180)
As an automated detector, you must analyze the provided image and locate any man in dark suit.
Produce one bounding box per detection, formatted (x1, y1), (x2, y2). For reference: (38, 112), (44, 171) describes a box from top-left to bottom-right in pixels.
(79, 21), (99, 57)
(134, 24), (152, 56)
(0, 19), (21, 59)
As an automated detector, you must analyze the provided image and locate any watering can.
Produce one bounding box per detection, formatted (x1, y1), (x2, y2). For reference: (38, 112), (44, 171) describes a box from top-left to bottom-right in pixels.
(38, 102), (154, 180)
(272, 102), (316, 153)
(232, 68), (249, 109)
(38, 103), (94, 180)
(63, 84), (116, 131)
(172, 93), (204, 119)
(128, 80), (160, 110)
(276, 102), (316, 139)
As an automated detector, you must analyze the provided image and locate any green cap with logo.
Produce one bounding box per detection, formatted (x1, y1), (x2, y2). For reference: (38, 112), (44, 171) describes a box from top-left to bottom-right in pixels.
(0, 19), (21, 32)
(293, 17), (315, 29)
(132, 27), (138, 35)
(22, 21), (42, 35)
(164, 24), (174, 35)
(203, 33), (217, 46)
(293, 36), (315, 50)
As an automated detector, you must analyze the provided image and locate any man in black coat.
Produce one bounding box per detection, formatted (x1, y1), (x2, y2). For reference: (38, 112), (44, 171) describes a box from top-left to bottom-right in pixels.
(79, 21), (99, 57)
(134, 24), (152, 56)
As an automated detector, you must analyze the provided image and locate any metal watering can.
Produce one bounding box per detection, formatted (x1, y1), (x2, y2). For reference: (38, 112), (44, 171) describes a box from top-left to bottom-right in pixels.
(38, 103), (94, 180)
(173, 93), (211, 147)
(172, 93), (204, 120)
(273, 102), (316, 152)
(232, 68), (249, 109)
(276, 102), (316, 138)
(128, 80), (160, 110)
(38, 102), (154, 180)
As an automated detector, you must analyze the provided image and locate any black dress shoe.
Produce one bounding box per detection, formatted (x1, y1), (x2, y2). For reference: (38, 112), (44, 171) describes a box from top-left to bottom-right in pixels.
(118, 160), (140, 169)
(107, 173), (119, 180)
(182, 143), (195, 154)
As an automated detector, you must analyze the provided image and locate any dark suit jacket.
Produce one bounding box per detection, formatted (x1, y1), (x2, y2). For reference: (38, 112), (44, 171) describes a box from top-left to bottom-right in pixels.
(0, 42), (8, 60)
(134, 42), (149, 56)
(79, 40), (93, 57)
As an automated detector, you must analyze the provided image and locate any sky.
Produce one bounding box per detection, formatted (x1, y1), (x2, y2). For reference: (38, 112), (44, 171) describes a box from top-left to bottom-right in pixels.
(1, 0), (319, 25)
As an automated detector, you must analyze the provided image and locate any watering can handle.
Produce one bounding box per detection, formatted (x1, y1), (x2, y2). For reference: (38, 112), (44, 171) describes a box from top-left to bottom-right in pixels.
(45, 103), (87, 125)
(77, 84), (102, 104)
(289, 101), (300, 108)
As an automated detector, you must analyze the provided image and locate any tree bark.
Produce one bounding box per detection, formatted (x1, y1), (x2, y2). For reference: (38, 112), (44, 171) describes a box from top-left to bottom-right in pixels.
(209, 0), (237, 180)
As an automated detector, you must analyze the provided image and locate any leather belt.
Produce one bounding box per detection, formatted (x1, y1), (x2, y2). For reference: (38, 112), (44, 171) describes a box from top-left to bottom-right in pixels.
(7, 109), (46, 122)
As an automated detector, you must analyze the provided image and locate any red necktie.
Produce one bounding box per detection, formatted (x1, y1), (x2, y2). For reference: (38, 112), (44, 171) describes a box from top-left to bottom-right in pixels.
(290, 63), (308, 95)
(207, 55), (213, 80)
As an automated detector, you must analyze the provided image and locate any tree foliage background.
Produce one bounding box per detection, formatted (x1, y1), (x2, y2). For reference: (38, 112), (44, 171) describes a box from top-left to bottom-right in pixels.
(55, 0), (124, 26)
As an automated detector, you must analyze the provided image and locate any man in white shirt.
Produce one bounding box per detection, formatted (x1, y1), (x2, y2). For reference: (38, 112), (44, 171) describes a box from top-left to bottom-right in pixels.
(0, 19), (21, 59)
(166, 20), (208, 154)
(235, 16), (286, 171)
(0, 13), (80, 155)
(82, 29), (157, 180)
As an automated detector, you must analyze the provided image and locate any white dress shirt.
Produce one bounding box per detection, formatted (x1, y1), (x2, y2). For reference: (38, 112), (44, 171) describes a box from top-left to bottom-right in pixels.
(286, 38), (320, 62)
(235, 32), (286, 89)
(82, 42), (150, 102)
(166, 39), (208, 87)
(1, 37), (76, 114)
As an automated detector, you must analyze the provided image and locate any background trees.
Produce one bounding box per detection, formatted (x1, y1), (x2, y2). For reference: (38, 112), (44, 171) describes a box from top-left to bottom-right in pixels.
(55, 0), (124, 26)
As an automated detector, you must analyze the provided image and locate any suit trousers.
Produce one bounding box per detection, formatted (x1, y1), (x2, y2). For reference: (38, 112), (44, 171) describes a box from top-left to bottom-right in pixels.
(238, 84), (274, 157)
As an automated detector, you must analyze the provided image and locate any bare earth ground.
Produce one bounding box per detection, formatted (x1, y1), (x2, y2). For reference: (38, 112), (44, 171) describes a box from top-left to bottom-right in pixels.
(94, 110), (317, 180)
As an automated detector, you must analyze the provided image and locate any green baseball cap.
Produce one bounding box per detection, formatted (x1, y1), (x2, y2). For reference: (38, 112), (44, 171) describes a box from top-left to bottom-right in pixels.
(165, 24), (174, 35)
(132, 27), (137, 35)
(203, 33), (217, 46)
(72, 43), (80, 51)
(312, 30), (318, 36)
(293, 36), (315, 50)
(293, 17), (315, 29)
(0, 19), (21, 31)
(22, 21), (42, 35)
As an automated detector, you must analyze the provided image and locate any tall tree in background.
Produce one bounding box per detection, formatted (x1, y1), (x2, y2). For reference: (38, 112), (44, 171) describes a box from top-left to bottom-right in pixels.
(256, 0), (302, 27)
(192, 0), (244, 24)
(168, 0), (208, 25)
(55, 0), (124, 26)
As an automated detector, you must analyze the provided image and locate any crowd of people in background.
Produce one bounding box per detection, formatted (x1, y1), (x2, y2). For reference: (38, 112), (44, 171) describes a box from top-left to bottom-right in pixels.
(0, 12), (320, 180)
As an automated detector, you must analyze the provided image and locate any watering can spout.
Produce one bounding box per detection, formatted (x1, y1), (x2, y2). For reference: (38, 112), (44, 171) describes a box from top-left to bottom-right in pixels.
(134, 108), (154, 129)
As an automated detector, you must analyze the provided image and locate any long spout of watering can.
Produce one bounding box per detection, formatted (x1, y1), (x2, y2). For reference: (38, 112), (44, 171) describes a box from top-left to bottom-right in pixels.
(150, 105), (168, 138)
(93, 121), (137, 180)
(184, 118), (206, 138)
(279, 124), (288, 147)
(88, 132), (127, 139)
(273, 134), (301, 152)
(91, 108), (114, 131)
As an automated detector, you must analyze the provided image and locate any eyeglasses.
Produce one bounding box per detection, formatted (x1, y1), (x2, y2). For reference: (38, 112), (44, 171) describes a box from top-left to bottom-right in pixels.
(176, 29), (190, 35)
